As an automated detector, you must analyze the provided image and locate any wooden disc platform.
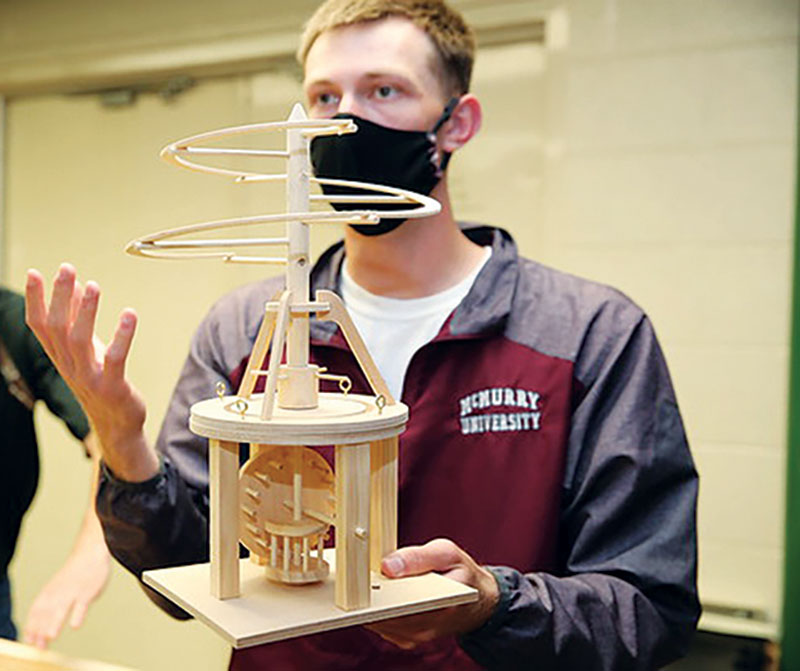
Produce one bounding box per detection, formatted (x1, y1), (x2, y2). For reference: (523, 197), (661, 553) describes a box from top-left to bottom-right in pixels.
(190, 392), (408, 445)
(143, 549), (477, 649)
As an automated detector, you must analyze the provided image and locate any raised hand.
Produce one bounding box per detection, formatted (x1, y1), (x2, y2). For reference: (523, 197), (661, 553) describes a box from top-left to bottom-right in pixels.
(25, 264), (158, 482)
(368, 538), (500, 649)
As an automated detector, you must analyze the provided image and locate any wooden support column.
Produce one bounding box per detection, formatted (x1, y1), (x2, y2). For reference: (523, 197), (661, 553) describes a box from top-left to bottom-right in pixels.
(334, 443), (371, 611)
(370, 437), (398, 573)
(209, 439), (240, 599)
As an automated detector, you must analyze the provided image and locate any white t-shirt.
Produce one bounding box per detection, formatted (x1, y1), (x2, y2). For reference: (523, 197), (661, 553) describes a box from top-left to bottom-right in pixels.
(340, 247), (492, 401)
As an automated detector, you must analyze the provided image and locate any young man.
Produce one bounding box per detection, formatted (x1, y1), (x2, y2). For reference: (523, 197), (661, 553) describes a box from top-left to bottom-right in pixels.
(24, 0), (700, 668)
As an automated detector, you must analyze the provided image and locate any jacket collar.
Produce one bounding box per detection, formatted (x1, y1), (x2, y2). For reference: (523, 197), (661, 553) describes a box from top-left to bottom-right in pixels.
(449, 225), (519, 337)
(308, 225), (520, 343)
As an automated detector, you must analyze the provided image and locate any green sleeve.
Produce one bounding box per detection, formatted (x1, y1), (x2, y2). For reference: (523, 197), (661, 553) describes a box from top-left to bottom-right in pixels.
(0, 288), (90, 442)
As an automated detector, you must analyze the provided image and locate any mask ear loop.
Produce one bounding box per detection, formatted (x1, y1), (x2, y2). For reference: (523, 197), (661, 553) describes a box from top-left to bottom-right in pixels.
(429, 96), (461, 174)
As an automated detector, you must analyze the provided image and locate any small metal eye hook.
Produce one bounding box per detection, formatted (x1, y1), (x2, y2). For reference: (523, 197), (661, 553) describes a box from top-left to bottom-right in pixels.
(233, 398), (249, 418)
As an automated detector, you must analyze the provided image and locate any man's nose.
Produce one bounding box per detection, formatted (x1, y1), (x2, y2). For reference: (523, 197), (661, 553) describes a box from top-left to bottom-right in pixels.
(336, 93), (362, 117)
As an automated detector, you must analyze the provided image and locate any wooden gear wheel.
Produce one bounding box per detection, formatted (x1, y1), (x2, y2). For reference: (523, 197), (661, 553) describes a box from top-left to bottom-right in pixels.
(239, 445), (336, 584)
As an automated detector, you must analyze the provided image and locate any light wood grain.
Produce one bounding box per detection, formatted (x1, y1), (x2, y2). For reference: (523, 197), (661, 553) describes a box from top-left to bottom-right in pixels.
(210, 439), (241, 599)
(239, 446), (334, 585)
(334, 443), (371, 611)
(143, 551), (478, 649)
(0, 639), (138, 671)
(260, 290), (290, 420)
(370, 436), (398, 572)
(285, 103), (311, 372)
(191, 393), (407, 446)
(236, 291), (281, 398)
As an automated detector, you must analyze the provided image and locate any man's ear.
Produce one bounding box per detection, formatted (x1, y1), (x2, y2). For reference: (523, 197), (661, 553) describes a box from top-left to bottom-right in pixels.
(440, 94), (482, 153)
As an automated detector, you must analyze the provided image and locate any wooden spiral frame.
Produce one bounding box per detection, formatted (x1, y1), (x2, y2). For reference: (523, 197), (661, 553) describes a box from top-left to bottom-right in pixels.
(125, 104), (441, 263)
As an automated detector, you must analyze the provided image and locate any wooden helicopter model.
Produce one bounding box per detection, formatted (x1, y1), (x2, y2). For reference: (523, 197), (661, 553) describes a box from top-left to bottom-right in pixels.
(129, 104), (476, 648)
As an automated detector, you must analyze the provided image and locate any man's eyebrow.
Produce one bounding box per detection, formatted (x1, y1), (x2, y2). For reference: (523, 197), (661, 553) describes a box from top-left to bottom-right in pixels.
(305, 72), (415, 87)
(304, 78), (335, 89)
(360, 72), (422, 93)
(361, 71), (414, 83)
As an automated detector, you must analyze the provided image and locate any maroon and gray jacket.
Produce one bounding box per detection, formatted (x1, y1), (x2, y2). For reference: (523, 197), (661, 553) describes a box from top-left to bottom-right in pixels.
(97, 226), (699, 670)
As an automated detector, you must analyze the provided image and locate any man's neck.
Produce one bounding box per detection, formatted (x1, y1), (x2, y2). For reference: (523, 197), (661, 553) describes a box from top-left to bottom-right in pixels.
(342, 183), (485, 299)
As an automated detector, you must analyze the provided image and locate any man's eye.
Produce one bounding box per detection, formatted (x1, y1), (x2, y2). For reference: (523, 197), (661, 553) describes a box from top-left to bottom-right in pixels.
(316, 92), (338, 106)
(375, 85), (396, 99)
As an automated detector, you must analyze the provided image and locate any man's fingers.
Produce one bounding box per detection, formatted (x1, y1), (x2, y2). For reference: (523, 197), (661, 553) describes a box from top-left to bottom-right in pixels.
(45, 264), (80, 369)
(367, 612), (449, 649)
(370, 629), (418, 650)
(69, 600), (89, 629)
(23, 602), (67, 650)
(381, 539), (463, 578)
(69, 279), (85, 324)
(104, 309), (137, 383)
(25, 269), (53, 352)
(92, 334), (108, 366)
(48, 264), (77, 332)
(69, 282), (101, 368)
(23, 631), (48, 650)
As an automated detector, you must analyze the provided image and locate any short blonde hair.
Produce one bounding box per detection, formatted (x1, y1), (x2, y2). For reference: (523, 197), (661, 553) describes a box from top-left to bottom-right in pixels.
(298, 0), (475, 96)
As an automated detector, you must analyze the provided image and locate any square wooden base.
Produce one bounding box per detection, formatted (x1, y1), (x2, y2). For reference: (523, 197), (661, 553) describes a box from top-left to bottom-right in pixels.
(143, 549), (478, 649)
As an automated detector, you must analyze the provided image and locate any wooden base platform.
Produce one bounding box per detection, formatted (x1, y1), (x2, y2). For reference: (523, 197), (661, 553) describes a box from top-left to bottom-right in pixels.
(143, 550), (477, 649)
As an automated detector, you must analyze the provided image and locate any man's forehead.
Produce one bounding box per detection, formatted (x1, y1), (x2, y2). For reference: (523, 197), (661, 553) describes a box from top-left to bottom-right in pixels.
(302, 17), (440, 84)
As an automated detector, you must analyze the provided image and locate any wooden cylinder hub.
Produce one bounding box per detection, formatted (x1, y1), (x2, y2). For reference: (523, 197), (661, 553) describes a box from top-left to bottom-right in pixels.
(277, 364), (320, 409)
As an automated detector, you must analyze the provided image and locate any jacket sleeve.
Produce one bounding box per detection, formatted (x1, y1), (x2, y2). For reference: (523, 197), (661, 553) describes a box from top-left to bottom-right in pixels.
(96, 459), (209, 619)
(460, 311), (700, 670)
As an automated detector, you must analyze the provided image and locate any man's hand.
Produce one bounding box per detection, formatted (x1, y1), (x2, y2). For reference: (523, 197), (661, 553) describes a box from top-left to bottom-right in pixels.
(367, 538), (500, 649)
(25, 264), (158, 482)
(22, 535), (110, 649)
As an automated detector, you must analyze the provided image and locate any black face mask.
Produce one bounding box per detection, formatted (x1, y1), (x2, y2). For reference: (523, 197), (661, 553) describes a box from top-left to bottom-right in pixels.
(310, 98), (458, 236)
